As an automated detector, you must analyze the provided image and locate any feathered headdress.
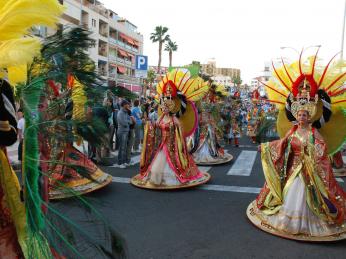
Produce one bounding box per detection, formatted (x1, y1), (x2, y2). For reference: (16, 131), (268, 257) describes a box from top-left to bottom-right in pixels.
(261, 47), (346, 154)
(156, 68), (209, 136)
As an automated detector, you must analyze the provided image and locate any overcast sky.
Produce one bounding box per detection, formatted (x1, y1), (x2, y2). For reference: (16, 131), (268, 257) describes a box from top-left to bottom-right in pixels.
(102, 0), (345, 83)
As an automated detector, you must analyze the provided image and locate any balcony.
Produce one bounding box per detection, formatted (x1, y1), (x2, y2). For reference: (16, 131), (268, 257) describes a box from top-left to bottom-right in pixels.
(108, 72), (117, 78)
(125, 60), (132, 67)
(98, 50), (107, 57)
(98, 69), (107, 77)
(117, 40), (125, 47)
(117, 57), (125, 63)
(99, 30), (108, 38)
(109, 37), (117, 45)
(109, 54), (117, 62)
(117, 74), (140, 84)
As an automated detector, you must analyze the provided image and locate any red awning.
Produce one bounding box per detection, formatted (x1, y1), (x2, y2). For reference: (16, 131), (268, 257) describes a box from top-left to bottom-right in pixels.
(133, 41), (139, 47)
(117, 66), (126, 74)
(119, 32), (135, 45)
(118, 49), (128, 57)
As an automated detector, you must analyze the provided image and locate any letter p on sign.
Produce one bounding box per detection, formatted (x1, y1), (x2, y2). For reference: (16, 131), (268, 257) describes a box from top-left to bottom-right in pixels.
(136, 55), (148, 70)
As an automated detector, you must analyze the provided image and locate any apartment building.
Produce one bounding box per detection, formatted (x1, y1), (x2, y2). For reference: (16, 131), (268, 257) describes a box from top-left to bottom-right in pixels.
(200, 59), (241, 80)
(44, 0), (144, 93)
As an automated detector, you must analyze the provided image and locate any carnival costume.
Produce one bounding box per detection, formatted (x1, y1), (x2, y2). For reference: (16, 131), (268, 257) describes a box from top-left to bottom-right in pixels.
(0, 1), (126, 258)
(330, 151), (346, 177)
(44, 74), (112, 200)
(190, 84), (233, 164)
(246, 48), (346, 241)
(131, 69), (211, 189)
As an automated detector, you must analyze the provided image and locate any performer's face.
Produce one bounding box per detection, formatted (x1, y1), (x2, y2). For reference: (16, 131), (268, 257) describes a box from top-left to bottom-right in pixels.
(162, 104), (170, 114)
(297, 110), (309, 125)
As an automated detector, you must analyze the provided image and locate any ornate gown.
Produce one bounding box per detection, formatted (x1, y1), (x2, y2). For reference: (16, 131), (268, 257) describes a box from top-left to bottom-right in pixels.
(190, 109), (232, 165)
(0, 147), (26, 258)
(248, 127), (346, 240)
(134, 115), (209, 188)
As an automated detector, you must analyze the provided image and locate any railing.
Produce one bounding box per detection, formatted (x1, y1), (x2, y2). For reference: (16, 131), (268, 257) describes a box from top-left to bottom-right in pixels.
(109, 38), (117, 45)
(98, 70), (107, 77)
(117, 57), (124, 63)
(117, 74), (140, 84)
(125, 60), (132, 66)
(117, 40), (125, 47)
(109, 55), (117, 62)
(125, 44), (132, 50)
(108, 73), (117, 78)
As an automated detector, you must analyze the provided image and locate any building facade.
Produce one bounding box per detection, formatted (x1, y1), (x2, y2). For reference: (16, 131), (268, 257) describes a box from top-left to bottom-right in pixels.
(200, 59), (241, 80)
(250, 62), (271, 96)
(45, 0), (144, 93)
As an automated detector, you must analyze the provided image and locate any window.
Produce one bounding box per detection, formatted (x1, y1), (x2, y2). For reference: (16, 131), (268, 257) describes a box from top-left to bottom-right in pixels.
(92, 19), (96, 27)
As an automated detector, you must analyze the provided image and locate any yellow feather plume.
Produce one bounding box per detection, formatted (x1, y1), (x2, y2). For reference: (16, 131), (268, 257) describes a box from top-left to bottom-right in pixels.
(156, 68), (209, 102)
(8, 64), (27, 85)
(71, 77), (87, 121)
(0, 38), (41, 68)
(265, 51), (346, 154)
(0, 0), (64, 41)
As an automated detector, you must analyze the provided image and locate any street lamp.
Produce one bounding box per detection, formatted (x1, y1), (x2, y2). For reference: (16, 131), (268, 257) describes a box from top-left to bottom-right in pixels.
(341, 0), (346, 59)
(280, 45), (321, 55)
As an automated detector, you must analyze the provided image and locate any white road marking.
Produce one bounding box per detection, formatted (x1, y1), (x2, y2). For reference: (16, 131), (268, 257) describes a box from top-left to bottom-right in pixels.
(227, 150), (257, 176)
(336, 178), (344, 183)
(198, 184), (261, 194)
(112, 177), (131, 183)
(111, 177), (261, 194)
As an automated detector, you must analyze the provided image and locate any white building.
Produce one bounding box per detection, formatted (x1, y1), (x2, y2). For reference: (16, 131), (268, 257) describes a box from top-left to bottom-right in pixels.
(43, 0), (144, 93)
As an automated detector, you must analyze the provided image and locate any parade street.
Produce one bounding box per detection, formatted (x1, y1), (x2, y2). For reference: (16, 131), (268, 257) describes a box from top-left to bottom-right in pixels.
(48, 137), (346, 259)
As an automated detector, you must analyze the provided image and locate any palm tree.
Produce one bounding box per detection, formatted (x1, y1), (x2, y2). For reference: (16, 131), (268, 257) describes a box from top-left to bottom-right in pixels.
(150, 26), (170, 74)
(164, 40), (178, 67)
(143, 69), (156, 97)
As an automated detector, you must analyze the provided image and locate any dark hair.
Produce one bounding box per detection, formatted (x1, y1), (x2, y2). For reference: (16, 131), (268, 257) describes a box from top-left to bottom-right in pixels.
(18, 108), (23, 113)
(134, 99), (140, 106)
(0, 80), (17, 146)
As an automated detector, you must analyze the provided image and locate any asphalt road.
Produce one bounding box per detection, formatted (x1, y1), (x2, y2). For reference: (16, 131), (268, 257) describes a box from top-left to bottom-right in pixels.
(55, 137), (346, 259)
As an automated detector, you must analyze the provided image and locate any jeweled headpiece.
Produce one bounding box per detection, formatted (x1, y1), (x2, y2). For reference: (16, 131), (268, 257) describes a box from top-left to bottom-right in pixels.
(289, 77), (318, 119)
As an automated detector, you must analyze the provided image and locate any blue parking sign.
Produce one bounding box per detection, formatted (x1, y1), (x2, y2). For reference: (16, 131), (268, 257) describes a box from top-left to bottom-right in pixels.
(135, 55), (148, 70)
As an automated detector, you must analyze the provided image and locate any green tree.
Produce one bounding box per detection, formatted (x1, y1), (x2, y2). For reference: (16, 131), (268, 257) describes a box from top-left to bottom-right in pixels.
(232, 75), (242, 86)
(164, 40), (178, 67)
(150, 26), (170, 74)
(143, 68), (156, 97)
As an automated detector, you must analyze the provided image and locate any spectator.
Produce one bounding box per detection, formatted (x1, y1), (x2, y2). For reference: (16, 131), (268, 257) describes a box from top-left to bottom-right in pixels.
(17, 109), (25, 161)
(126, 106), (136, 166)
(116, 100), (134, 168)
(149, 104), (158, 123)
(131, 99), (142, 152)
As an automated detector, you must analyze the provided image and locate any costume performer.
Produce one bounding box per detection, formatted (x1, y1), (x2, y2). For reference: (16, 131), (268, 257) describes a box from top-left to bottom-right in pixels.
(330, 150), (346, 177)
(131, 69), (211, 189)
(44, 75), (112, 200)
(190, 84), (233, 165)
(247, 48), (346, 241)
